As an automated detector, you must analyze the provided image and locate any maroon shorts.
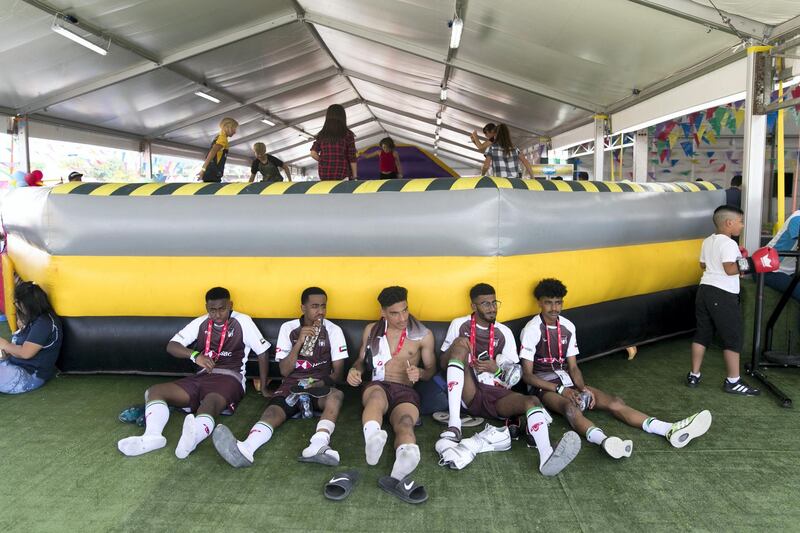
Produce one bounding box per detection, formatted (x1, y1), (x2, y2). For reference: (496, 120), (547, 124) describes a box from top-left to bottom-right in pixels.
(174, 373), (244, 412)
(465, 382), (512, 419)
(529, 376), (561, 399)
(364, 381), (420, 412)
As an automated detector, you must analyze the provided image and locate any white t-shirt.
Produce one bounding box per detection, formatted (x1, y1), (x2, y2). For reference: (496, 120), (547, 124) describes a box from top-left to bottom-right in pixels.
(699, 234), (740, 294)
(171, 310), (269, 388)
(275, 318), (349, 363)
(441, 315), (519, 386)
(519, 315), (579, 382)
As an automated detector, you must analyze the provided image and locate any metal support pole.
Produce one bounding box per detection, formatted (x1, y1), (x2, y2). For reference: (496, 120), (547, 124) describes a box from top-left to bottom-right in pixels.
(140, 140), (153, 181)
(741, 46), (771, 252)
(10, 115), (30, 175)
(633, 129), (649, 183)
(593, 114), (607, 181)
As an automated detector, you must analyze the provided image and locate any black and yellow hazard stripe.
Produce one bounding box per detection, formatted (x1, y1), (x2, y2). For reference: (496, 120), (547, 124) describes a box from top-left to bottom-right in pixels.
(52, 178), (721, 196)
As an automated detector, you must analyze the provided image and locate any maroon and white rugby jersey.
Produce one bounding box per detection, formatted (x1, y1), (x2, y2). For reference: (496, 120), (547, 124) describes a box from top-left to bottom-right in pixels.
(519, 314), (579, 382)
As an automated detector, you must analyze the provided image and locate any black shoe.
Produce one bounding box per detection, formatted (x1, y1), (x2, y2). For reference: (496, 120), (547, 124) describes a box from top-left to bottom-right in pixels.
(723, 379), (760, 396)
(686, 373), (701, 388)
(523, 431), (537, 449)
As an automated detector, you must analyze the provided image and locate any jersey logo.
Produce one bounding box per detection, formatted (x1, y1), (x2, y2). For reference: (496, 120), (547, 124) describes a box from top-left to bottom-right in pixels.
(296, 360), (312, 370)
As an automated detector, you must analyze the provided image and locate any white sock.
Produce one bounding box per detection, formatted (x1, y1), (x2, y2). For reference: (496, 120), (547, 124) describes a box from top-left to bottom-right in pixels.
(194, 414), (215, 445)
(526, 406), (553, 468)
(143, 400), (169, 437)
(690, 372), (701, 378)
(446, 360), (466, 430)
(727, 376), (740, 383)
(302, 419), (336, 458)
(586, 426), (607, 446)
(390, 444), (420, 480)
(241, 421), (273, 456)
(642, 417), (671, 436)
(363, 420), (381, 441)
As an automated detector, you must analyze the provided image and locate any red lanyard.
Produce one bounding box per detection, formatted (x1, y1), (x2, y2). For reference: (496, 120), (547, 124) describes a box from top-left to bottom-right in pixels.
(385, 323), (407, 357)
(470, 314), (495, 364)
(542, 315), (563, 364)
(204, 319), (229, 362)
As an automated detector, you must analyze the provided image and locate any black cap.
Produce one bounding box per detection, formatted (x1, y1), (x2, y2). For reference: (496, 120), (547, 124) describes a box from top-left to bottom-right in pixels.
(68, 171), (83, 181)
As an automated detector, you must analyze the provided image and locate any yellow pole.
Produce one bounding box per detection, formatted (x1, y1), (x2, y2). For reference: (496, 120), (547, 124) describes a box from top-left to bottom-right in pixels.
(775, 57), (786, 233)
(2, 254), (16, 332)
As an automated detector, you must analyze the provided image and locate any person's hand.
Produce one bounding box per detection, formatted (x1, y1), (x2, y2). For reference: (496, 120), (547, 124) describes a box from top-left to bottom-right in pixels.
(561, 386), (581, 406)
(347, 367), (362, 387)
(295, 325), (317, 346)
(261, 385), (272, 399)
(474, 358), (498, 374)
(195, 353), (215, 372)
(0, 337), (10, 351)
(0, 349), (8, 361)
(406, 362), (420, 384)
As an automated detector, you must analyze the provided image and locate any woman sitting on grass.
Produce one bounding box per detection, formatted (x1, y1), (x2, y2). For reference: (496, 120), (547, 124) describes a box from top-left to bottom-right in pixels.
(0, 281), (62, 394)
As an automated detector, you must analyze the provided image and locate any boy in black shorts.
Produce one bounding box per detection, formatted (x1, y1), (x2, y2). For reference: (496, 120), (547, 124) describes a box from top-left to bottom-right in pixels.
(117, 287), (269, 458)
(688, 205), (772, 395)
(212, 287), (348, 467)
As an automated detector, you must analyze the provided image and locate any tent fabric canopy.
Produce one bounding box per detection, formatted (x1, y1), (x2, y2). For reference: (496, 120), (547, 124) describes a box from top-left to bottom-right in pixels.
(2, 0), (800, 175)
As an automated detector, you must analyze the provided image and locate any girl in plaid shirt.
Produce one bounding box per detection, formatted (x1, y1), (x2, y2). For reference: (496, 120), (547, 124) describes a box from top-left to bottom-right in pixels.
(310, 104), (358, 180)
(481, 124), (534, 179)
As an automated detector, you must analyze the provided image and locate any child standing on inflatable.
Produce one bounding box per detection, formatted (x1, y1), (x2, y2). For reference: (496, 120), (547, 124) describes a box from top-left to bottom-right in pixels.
(198, 117), (238, 182)
(687, 205), (778, 395)
(362, 137), (403, 179)
(481, 124), (534, 179)
(0, 281), (62, 394)
(249, 142), (291, 183)
(310, 104), (357, 181)
(470, 123), (497, 152)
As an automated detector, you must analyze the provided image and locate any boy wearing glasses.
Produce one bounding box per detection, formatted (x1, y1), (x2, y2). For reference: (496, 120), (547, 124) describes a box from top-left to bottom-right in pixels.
(438, 283), (580, 476)
(520, 278), (712, 459)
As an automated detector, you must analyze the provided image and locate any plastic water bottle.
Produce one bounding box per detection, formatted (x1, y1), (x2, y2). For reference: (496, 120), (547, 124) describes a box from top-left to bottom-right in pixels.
(285, 392), (299, 407)
(299, 394), (312, 418)
(579, 391), (592, 411)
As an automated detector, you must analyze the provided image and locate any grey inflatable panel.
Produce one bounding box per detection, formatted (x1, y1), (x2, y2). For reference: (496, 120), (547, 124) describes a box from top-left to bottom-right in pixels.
(498, 189), (724, 255)
(1, 186), (725, 258)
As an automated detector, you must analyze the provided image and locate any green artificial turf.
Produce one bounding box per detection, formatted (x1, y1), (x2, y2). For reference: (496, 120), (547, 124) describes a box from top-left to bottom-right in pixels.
(1, 283), (799, 532)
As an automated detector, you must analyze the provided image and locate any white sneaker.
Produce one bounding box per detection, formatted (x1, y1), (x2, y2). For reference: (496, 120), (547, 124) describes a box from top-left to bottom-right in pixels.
(175, 414), (198, 459)
(666, 410), (712, 449)
(365, 429), (388, 466)
(460, 424), (512, 454)
(601, 436), (633, 459)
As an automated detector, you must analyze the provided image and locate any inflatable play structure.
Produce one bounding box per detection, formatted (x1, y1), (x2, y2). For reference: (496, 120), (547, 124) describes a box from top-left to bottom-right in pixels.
(357, 144), (459, 179)
(1, 177), (722, 375)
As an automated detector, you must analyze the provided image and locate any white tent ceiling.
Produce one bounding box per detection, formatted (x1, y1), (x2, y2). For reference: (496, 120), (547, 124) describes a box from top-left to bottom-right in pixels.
(2, 0), (800, 174)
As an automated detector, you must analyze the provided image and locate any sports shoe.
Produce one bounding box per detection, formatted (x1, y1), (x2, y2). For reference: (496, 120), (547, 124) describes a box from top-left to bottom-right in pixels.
(666, 409), (712, 448)
(723, 379), (760, 396)
(118, 405), (145, 424)
(686, 373), (701, 388)
(460, 424), (512, 454)
(601, 436), (633, 459)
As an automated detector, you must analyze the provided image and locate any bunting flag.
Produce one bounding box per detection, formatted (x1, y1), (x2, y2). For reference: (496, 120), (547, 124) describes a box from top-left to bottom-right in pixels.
(735, 109), (745, 129)
(680, 140), (694, 157)
(767, 111), (777, 133)
(710, 107), (727, 136)
(706, 151), (715, 158)
(668, 128), (681, 148)
(670, 159), (680, 167)
(717, 164), (726, 172)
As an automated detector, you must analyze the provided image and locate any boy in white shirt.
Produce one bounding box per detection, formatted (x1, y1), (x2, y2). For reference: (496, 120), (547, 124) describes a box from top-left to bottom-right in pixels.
(688, 205), (759, 395)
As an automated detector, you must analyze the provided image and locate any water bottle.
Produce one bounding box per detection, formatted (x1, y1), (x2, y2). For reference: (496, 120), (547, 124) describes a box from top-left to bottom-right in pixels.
(285, 392), (299, 407)
(299, 394), (312, 418)
(579, 391), (592, 411)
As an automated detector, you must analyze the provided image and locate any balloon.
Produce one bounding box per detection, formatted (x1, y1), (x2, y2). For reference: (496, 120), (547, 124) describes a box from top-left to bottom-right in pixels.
(11, 170), (27, 188)
(25, 170), (44, 186)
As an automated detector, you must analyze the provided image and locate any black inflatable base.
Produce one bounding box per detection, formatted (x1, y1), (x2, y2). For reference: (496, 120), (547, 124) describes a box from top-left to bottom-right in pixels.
(58, 286), (697, 376)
